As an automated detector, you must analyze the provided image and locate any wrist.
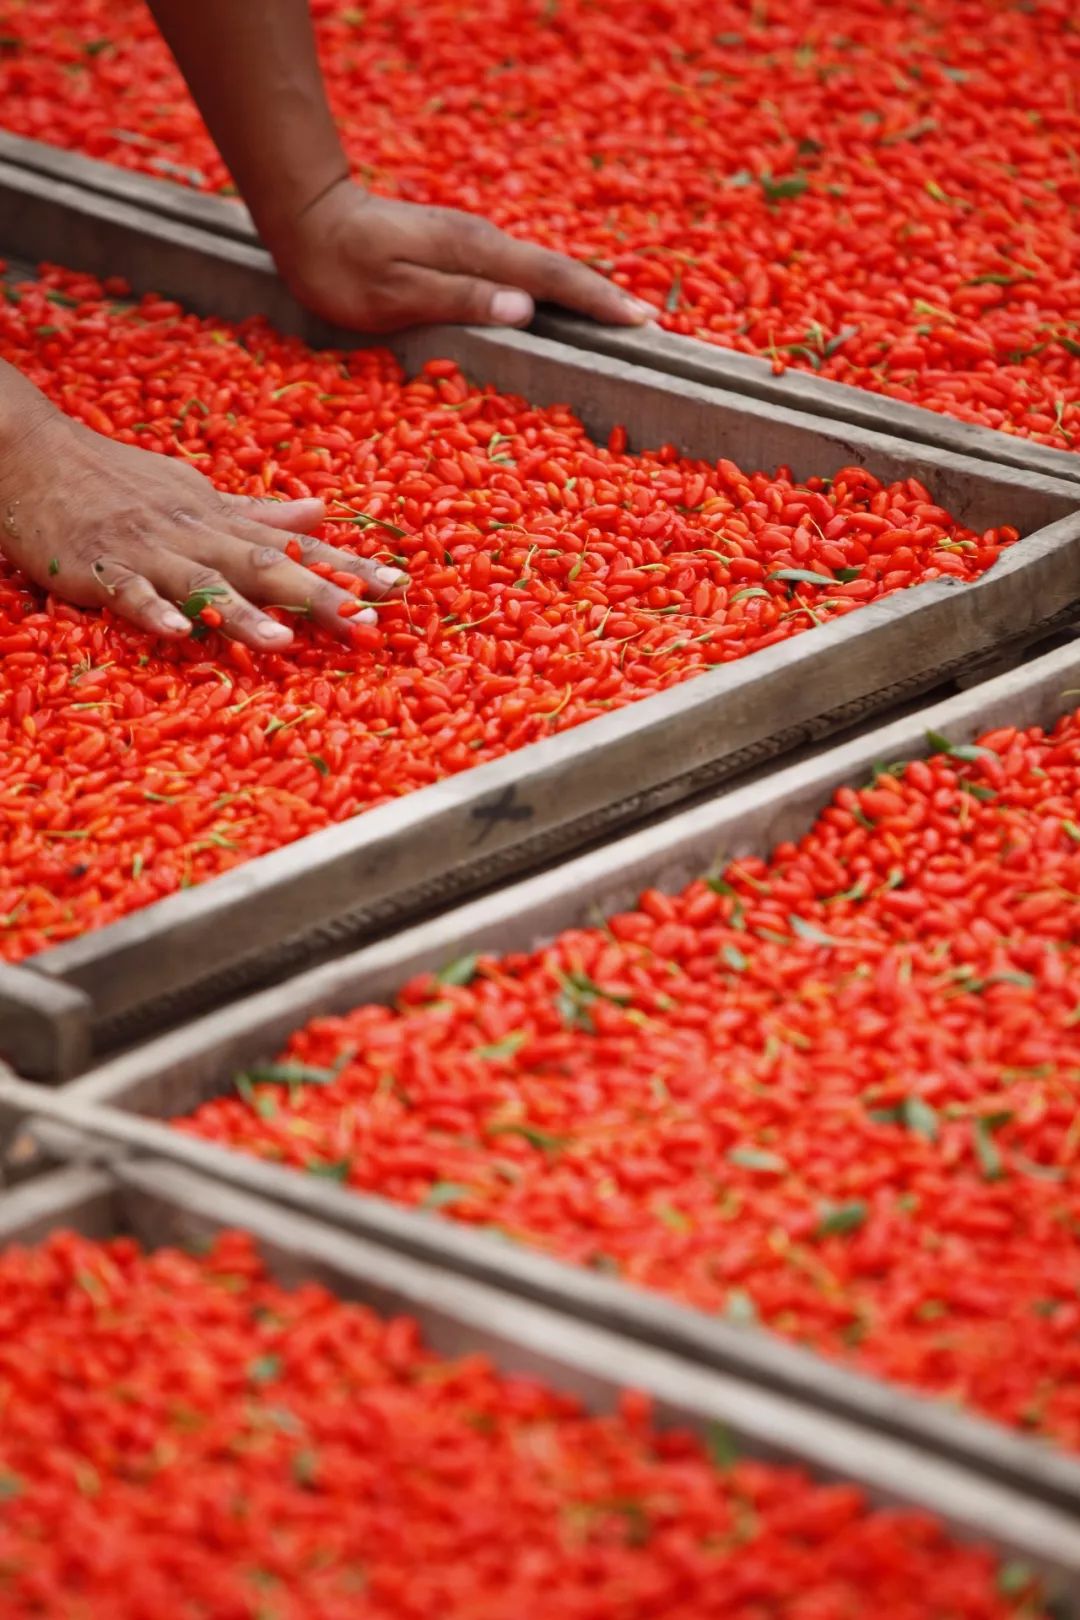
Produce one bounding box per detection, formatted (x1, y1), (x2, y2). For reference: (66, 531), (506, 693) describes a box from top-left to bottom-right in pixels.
(264, 172), (354, 294)
(0, 366), (65, 483)
(245, 151), (351, 268)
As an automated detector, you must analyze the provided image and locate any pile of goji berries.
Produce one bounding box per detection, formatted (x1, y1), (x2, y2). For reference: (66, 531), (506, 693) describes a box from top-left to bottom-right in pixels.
(0, 266), (1013, 961)
(181, 711), (1080, 1450)
(0, 1226), (1048, 1616)
(1, 0), (1077, 448)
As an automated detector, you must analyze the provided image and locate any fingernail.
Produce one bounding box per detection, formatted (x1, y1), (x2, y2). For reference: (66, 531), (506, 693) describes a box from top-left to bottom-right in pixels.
(624, 295), (657, 320)
(256, 621), (293, 645)
(351, 608), (378, 627)
(161, 609), (192, 633)
(376, 564), (406, 588)
(490, 289), (534, 326)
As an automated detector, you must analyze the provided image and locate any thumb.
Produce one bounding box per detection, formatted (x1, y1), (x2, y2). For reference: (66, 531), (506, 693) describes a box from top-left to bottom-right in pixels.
(478, 286), (535, 327)
(430, 212), (657, 327)
(224, 494), (327, 533)
(396, 265), (535, 328)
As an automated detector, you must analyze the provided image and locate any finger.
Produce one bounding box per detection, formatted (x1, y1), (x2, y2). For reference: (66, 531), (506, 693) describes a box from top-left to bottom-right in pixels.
(221, 494), (327, 534)
(223, 515), (407, 599)
(87, 556), (194, 639)
(433, 215), (657, 327)
(174, 533), (379, 645)
(145, 556), (296, 652)
(393, 266), (536, 329)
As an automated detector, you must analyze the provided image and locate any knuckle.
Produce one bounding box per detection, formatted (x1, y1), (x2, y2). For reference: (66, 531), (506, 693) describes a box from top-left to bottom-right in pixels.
(225, 493), (269, 519)
(310, 582), (340, 613)
(90, 560), (146, 606)
(117, 577), (158, 611)
(167, 505), (200, 529)
(89, 553), (128, 585)
(454, 213), (498, 267)
(185, 565), (227, 594)
(230, 602), (269, 634)
(460, 211), (496, 246)
(251, 545), (285, 570)
(292, 535), (326, 562)
(332, 550), (365, 572)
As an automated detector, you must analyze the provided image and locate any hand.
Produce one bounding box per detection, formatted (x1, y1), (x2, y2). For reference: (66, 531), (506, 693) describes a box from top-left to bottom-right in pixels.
(0, 378), (405, 650)
(273, 181), (658, 335)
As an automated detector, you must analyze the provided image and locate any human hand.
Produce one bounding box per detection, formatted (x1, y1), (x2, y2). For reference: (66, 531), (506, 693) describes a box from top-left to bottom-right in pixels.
(273, 180), (657, 335)
(0, 374), (405, 650)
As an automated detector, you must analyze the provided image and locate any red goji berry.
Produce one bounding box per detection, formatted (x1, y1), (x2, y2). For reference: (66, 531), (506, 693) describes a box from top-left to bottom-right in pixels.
(181, 714), (1080, 1451)
(0, 1227), (1038, 1617)
(0, 266), (1013, 962)
(2, 0), (1077, 448)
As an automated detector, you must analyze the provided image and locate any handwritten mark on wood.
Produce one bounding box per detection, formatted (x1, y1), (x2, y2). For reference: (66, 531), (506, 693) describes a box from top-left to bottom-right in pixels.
(469, 785), (535, 846)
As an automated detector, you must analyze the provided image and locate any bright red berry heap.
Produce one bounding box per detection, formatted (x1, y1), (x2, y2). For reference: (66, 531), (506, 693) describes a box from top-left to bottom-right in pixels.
(0, 267), (1013, 962)
(0, 0), (1077, 448)
(181, 715), (1080, 1449)
(0, 1227), (1047, 1617)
